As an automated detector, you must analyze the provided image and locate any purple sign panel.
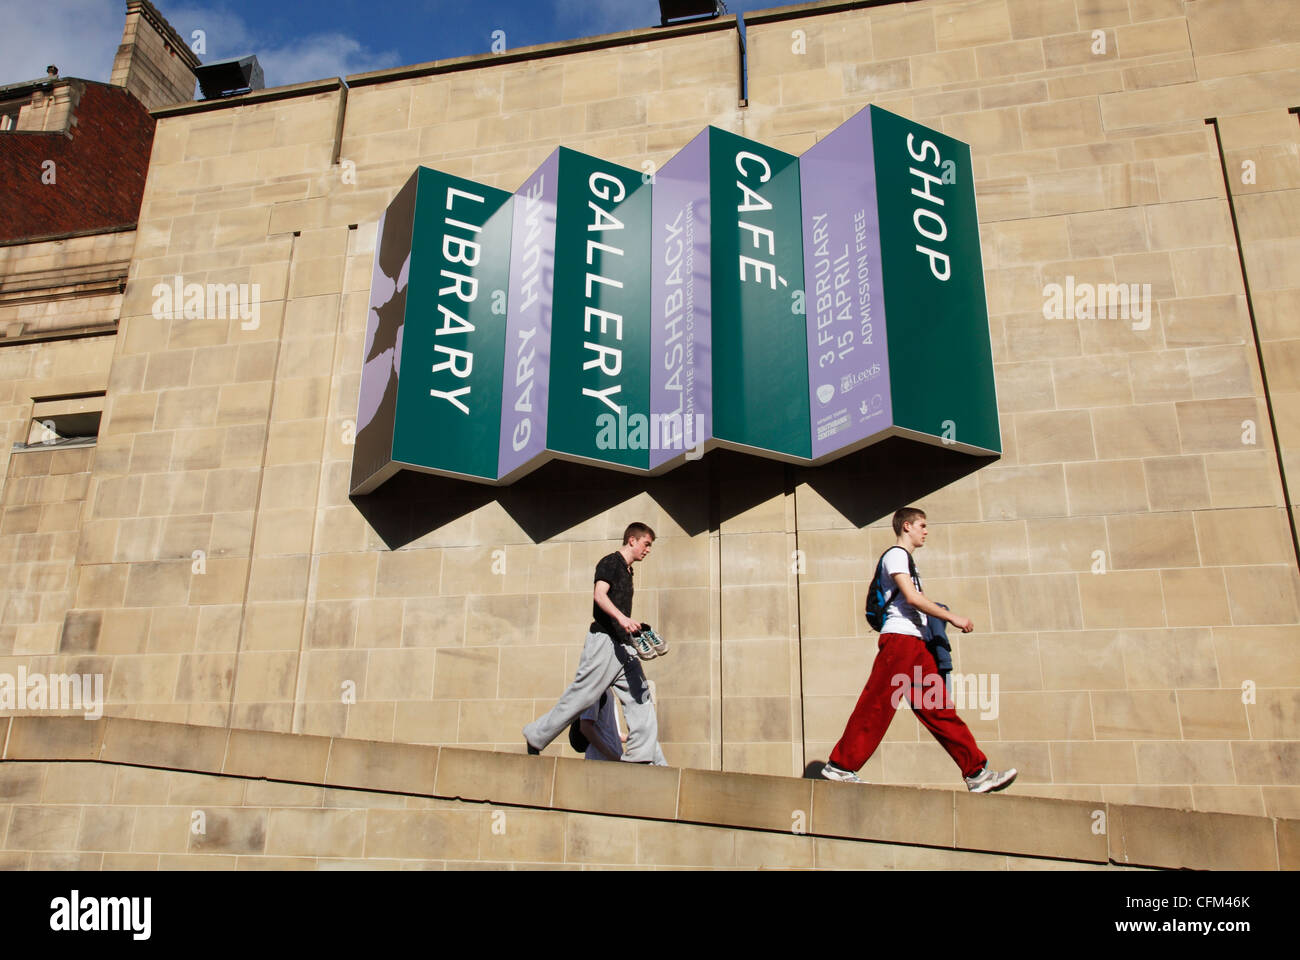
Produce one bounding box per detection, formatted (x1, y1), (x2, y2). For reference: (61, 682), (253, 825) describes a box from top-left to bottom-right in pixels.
(649, 130), (713, 471)
(498, 150), (559, 481)
(351, 171), (417, 494)
(799, 107), (893, 460)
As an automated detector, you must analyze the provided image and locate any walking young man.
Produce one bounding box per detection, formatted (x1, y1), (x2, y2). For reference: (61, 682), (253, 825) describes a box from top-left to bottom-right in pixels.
(822, 507), (1017, 793)
(523, 522), (663, 763)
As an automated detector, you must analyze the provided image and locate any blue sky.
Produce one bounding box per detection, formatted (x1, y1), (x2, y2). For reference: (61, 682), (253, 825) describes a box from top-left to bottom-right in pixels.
(4, 0), (811, 91)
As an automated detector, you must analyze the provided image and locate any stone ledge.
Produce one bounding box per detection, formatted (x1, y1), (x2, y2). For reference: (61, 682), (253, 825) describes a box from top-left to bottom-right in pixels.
(0, 322), (118, 347)
(743, 0), (902, 27)
(1109, 804), (1281, 870)
(1, 715), (1292, 869)
(344, 17), (739, 89)
(150, 78), (343, 118)
(0, 224), (137, 249)
(146, 14), (742, 117)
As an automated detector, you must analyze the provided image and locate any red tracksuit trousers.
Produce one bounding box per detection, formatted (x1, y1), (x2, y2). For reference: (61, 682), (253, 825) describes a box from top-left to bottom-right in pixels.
(829, 632), (987, 779)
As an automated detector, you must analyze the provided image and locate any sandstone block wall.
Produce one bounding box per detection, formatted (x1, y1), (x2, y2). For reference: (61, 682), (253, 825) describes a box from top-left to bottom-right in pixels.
(3, 715), (1292, 869)
(0, 233), (135, 339)
(7, 758), (1124, 870)
(1, 0), (1298, 819)
(0, 335), (115, 674)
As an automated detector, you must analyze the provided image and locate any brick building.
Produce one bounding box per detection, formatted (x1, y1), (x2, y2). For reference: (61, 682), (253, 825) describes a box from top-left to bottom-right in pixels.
(1, 0), (1298, 869)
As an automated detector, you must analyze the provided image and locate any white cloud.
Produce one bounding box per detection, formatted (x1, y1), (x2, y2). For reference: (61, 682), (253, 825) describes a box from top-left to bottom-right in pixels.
(0, 2), (402, 92)
(0, 0), (121, 84)
(163, 5), (256, 55)
(260, 32), (403, 87)
(556, 0), (646, 37)
(162, 3), (402, 87)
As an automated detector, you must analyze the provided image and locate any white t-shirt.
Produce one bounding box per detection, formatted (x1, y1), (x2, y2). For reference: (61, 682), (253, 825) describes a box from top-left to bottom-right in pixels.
(579, 692), (622, 761)
(879, 545), (926, 637)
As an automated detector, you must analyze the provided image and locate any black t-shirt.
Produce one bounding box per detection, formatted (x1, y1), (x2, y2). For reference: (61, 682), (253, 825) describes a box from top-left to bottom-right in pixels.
(590, 551), (634, 639)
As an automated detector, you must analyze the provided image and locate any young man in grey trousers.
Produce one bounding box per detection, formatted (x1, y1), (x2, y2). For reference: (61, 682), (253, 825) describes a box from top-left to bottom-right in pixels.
(523, 522), (664, 763)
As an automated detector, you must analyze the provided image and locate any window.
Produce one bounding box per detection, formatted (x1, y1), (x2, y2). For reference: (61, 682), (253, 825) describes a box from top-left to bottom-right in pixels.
(12, 395), (103, 451)
(0, 96), (26, 130)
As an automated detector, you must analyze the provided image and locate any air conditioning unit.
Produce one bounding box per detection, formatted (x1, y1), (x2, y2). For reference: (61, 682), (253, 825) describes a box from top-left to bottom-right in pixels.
(194, 55), (264, 99)
(659, 0), (724, 27)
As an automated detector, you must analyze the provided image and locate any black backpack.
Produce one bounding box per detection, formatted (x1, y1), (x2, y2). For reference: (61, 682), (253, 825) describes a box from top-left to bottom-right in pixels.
(864, 546), (917, 632)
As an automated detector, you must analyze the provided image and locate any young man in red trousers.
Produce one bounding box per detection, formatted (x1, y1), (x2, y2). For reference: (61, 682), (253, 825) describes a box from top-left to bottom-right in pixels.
(821, 507), (1017, 793)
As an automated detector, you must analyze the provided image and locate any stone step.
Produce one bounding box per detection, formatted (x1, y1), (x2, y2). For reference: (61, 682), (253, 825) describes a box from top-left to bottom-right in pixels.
(2, 715), (1294, 869)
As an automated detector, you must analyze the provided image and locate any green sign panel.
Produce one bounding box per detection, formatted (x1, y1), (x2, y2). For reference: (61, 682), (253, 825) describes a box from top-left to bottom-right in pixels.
(351, 107), (999, 496)
(709, 129), (810, 460)
(393, 168), (514, 480)
(547, 149), (653, 470)
(870, 106), (998, 454)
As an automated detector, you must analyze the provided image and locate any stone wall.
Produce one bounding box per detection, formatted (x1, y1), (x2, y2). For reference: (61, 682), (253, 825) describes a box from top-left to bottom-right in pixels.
(0, 233), (135, 338)
(8, 758), (1112, 870)
(14, 83), (76, 134)
(2, 0), (1298, 820)
(0, 335), (114, 667)
(8, 716), (1290, 869)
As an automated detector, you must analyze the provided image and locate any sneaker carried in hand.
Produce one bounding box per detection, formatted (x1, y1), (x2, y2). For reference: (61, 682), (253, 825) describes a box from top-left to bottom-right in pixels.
(631, 629), (658, 661)
(965, 765), (1017, 793)
(820, 762), (867, 784)
(641, 624), (669, 658)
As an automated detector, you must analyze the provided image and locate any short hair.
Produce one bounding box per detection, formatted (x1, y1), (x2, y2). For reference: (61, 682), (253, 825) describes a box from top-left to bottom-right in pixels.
(623, 522), (656, 544)
(892, 507), (926, 536)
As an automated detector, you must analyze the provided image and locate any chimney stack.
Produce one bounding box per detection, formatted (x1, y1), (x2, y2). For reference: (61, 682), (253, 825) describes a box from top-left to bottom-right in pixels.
(109, 0), (201, 110)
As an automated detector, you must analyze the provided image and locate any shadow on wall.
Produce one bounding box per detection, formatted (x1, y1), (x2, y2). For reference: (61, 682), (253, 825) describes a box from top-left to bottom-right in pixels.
(796, 436), (997, 529)
(351, 438), (995, 548)
(803, 760), (827, 779)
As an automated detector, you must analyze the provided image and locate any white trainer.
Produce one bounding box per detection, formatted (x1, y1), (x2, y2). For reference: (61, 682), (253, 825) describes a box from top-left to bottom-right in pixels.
(820, 762), (867, 784)
(965, 765), (1018, 793)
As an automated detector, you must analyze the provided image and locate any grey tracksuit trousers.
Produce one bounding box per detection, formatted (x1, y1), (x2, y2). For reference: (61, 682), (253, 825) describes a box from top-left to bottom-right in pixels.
(523, 630), (661, 763)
